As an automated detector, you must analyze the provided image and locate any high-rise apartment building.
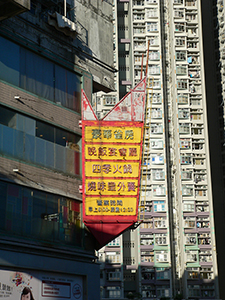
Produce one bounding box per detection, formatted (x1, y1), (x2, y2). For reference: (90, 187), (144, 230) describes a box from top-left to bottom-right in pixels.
(98, 0), (225, 299)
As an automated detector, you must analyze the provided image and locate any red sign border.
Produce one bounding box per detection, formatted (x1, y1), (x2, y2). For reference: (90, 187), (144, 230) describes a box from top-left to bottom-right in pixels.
(82, 120), (144, 223)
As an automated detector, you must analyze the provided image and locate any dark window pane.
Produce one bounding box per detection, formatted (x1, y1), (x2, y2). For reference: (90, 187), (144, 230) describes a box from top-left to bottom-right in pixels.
(46, 141), (55, 169)
(55, 65), (81, 112)
(2, 126), (14, 156)
(20, 48), (54, 101)
(0, 106), (16, 128)
(35, 137), (46, 166)
(36, 121), (54, 143)
(55, 144), (65, 172)
(0, 182), (7, 230)
(24, 133), (35, 162)
(14, 130), (24, 159)
(0, 36), (20, 86)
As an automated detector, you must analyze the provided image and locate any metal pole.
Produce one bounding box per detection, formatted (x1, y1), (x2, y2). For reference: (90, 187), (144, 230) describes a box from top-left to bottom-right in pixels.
(64, 0), (66, 17)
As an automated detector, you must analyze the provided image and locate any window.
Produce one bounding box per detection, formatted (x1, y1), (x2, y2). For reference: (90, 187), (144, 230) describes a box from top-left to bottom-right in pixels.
(148, 79), (161, 89)
(193, 157), (205, 166)
(183, 201), (195, 212)
(174, 9), (184, 18)
(153, 186), (165, 196)
(154, 217), (167, 228)
(196, 202), (208, 212)
(98, 252), (104, 262)
(192, 142), (204, 150)
(188, 285), (200, 297)
(152, 154), (164, 164)
(0, 182), (82, 247)
(192, 127), (202, 135)
(155, 251), (168, 262)
(153, 201), (165, 212)
(151, 93), (161, 103)
(140, 222), (153, 229)
(149, 37), (159, 46)
(180, 138), (191, 149)
(142, 271), (155, 280)
(181, 155), (192, 164)
(0, 36), (81, 112)
(177, 79), (188, 89)
(141, 255), (154, 263)
(156, 271), (169, 279)
(146, 0), (158, 4)
(199, 251), (212, 263)
(108, 238), (120, 246)
(106, 271), (121, 281)
(151, 108), (162, 118)
(146, 8), (157, 18)
(134, 41), (145, 49)
(200, 267), (213, 280)
(181, 170), (192, 180)
(142, 286), (156, 298)
(133, 27), (145, 34)
(182, 185), (193, 196)
(175, 23), (185, 32)
(140, 234), (154, 246)
(151, 139), (163, 149)
(103, 96), (117, 106)
(155, 234), (167, 245)
(188, 269), (198, 280)
(148, 65), (160, 75)
(186, 250), (198, 262)
(179, 123), (190, 134)
(178, 109), (189, 119)
(124, 257), (136, 264)
(107, 287), (121, 298)
(197, 218), (209, 228)
(185, 234), (197, 245)
(185, 0), (196, 7)
(105, 252), (120, 263)
(147, 22), (158, 32)
(175, 37), (185, 46)
(149, 51), (160, 60)
(192, 113), (202, 120)
(152, 169), (165, 180)
(150, 123), (163, 134)
(178, 93), (188, 104)
(133, 14), (145, 21)
(184, 217), (195, 228)
(0, 106), (81, 175)
(195, 189), (207, 197)
(176, 51), (186, 60)
(176, 65), (187, 75)
(201, 288), (215, 298)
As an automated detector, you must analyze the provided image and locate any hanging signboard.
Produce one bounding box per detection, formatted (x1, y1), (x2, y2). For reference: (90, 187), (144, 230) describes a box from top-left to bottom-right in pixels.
(82, 78), (146, 247)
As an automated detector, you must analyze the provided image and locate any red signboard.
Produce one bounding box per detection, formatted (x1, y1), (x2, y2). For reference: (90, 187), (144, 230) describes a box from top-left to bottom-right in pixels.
(82, 78), (146, 247)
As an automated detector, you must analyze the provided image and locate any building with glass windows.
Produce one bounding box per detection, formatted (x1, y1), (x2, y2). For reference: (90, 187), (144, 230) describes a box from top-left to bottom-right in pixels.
(0, 1), (114, 299)
(97, 0), (225, 299)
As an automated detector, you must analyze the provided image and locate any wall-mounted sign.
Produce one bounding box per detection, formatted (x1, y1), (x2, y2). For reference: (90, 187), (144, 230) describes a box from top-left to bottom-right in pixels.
(82, 78), (146, 247)
(0, 269), (83, 300)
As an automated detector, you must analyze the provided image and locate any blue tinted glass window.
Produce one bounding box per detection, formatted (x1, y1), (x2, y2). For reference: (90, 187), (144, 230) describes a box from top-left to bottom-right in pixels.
(0, 183), (83, 248)
(24, 133), (35, 163)
(2, 126), (14, 156)
(0, 37), (81, 112)
(0, 106), (81, 175)
(0, 36), (20, 86)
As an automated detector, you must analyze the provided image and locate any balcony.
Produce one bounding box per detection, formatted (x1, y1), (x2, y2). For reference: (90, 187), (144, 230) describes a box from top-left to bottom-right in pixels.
(48, 12), (81, 38)
(0, 123), (80, 175)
